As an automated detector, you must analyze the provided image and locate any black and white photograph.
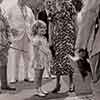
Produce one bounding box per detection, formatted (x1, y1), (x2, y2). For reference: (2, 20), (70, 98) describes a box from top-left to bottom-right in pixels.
(0, 0), (99, 100)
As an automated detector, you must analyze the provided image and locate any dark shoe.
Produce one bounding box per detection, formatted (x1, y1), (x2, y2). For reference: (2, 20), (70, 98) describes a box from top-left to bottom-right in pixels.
(1, 86), (16, 91)
(69, 85), (75, 93)
(52, 84), (61, 93)
(24, 79), (34, 83)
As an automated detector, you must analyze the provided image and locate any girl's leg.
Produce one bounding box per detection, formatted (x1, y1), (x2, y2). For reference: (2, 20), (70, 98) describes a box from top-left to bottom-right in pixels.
(38, 68), (48, 94)
(34, 68), (47, 96)
(52, 74), (61, 93)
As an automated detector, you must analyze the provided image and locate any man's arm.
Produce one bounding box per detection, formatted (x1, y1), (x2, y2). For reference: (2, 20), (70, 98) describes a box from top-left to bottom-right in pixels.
(75, 6), (99, 50)
(26, 6), (35, 41)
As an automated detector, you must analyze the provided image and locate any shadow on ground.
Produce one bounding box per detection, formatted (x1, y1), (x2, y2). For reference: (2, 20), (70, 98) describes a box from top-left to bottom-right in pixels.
(25, 92), (69, 100)
(0, 78), (54, 95)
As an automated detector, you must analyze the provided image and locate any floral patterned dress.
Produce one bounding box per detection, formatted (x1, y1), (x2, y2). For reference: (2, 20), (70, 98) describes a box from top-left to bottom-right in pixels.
(47, 1), (78, 75)
(32, 35), (52, 70)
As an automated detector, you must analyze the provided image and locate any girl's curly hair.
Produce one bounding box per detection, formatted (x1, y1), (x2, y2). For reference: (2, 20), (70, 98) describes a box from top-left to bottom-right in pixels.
(32, 20), (47, 36)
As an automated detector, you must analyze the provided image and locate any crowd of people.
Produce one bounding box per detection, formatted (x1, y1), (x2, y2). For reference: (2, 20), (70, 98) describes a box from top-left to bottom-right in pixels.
(0, 0), (100, 99)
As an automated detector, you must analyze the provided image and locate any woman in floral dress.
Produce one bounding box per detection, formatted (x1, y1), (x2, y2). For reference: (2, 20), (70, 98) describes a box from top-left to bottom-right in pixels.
(46, 0), (83, 93)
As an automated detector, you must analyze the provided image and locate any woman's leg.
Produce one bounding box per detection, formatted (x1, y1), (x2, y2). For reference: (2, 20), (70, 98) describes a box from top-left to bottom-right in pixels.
(52, 74), (61, 93)
(69, 73), (75, 92)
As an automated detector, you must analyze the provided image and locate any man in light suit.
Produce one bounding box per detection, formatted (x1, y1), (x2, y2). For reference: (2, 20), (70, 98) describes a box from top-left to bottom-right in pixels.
(7, 0), (35, 83)
(75, 0), (100, 100)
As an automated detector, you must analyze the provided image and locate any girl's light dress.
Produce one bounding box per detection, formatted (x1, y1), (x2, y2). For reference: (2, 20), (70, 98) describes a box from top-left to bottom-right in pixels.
(32, 35), (52, 70)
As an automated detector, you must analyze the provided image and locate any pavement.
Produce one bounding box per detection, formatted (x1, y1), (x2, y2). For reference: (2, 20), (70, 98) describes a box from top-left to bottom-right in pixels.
(0, 76), (94, 100)
(0, 49), (95, 100)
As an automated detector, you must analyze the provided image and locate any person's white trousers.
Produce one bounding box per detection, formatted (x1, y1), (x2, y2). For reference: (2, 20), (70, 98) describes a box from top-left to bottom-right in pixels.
(7, 34), (34, 82)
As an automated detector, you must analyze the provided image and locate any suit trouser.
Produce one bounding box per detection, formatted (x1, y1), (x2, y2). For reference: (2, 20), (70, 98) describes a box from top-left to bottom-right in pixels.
(0, 64), (8, 88)
(90, 53), (100, 100)
(13, 35), (32, 80)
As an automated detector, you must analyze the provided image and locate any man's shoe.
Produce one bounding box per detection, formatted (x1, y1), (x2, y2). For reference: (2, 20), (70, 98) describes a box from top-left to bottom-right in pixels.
(10, 80), (18, 84)
(1, 86), (16, 91)
(24, 79), (34, 83)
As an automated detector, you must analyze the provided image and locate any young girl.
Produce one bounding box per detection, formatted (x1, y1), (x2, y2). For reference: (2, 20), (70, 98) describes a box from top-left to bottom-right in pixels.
(68, 48), (92, 80)
(31, 20), (52, 96)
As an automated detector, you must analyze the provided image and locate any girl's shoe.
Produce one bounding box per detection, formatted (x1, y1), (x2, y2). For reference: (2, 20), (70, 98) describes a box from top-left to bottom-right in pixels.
(41, 89), (48, 95)
(51, 84), (61, 93)
(34, 89), (46, 97)
(49, 75), (56, 79)
(36, 92), (46, 97)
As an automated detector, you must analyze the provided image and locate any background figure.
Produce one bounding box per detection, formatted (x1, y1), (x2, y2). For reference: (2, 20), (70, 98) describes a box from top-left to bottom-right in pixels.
(46, 0), (83, 93)
(26, 0), (44, 19)
(75, 0), (100, 100)
(38, 5), (49, 41)
(0, 0), (16, 91)
(7, 0), (35, 83)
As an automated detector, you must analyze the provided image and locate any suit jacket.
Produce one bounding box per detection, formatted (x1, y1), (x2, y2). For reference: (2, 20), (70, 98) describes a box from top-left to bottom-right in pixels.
(7, 4), (35, 41)
(38, 10), (49, 41)
(75, 0), (100, 57)
(0, 7), (10, 65)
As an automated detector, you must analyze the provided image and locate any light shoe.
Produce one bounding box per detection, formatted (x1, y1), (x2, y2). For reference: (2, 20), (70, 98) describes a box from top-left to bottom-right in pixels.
(34, 89), (46, 97)
(49, 75), (56, 79)
(40, 89), (48, 94)
(10, 80), (18, 84)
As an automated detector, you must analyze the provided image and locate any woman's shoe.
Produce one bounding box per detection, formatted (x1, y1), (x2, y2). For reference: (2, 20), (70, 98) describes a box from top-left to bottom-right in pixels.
(24, 78), (34, 83)
(52, 84), (61, 93)
(69, 85), (75, 92)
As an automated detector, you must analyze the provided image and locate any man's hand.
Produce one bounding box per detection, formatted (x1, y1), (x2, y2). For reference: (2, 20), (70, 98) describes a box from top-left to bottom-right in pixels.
(6, 42), (11, 50)
(11, 28), (19, 37)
